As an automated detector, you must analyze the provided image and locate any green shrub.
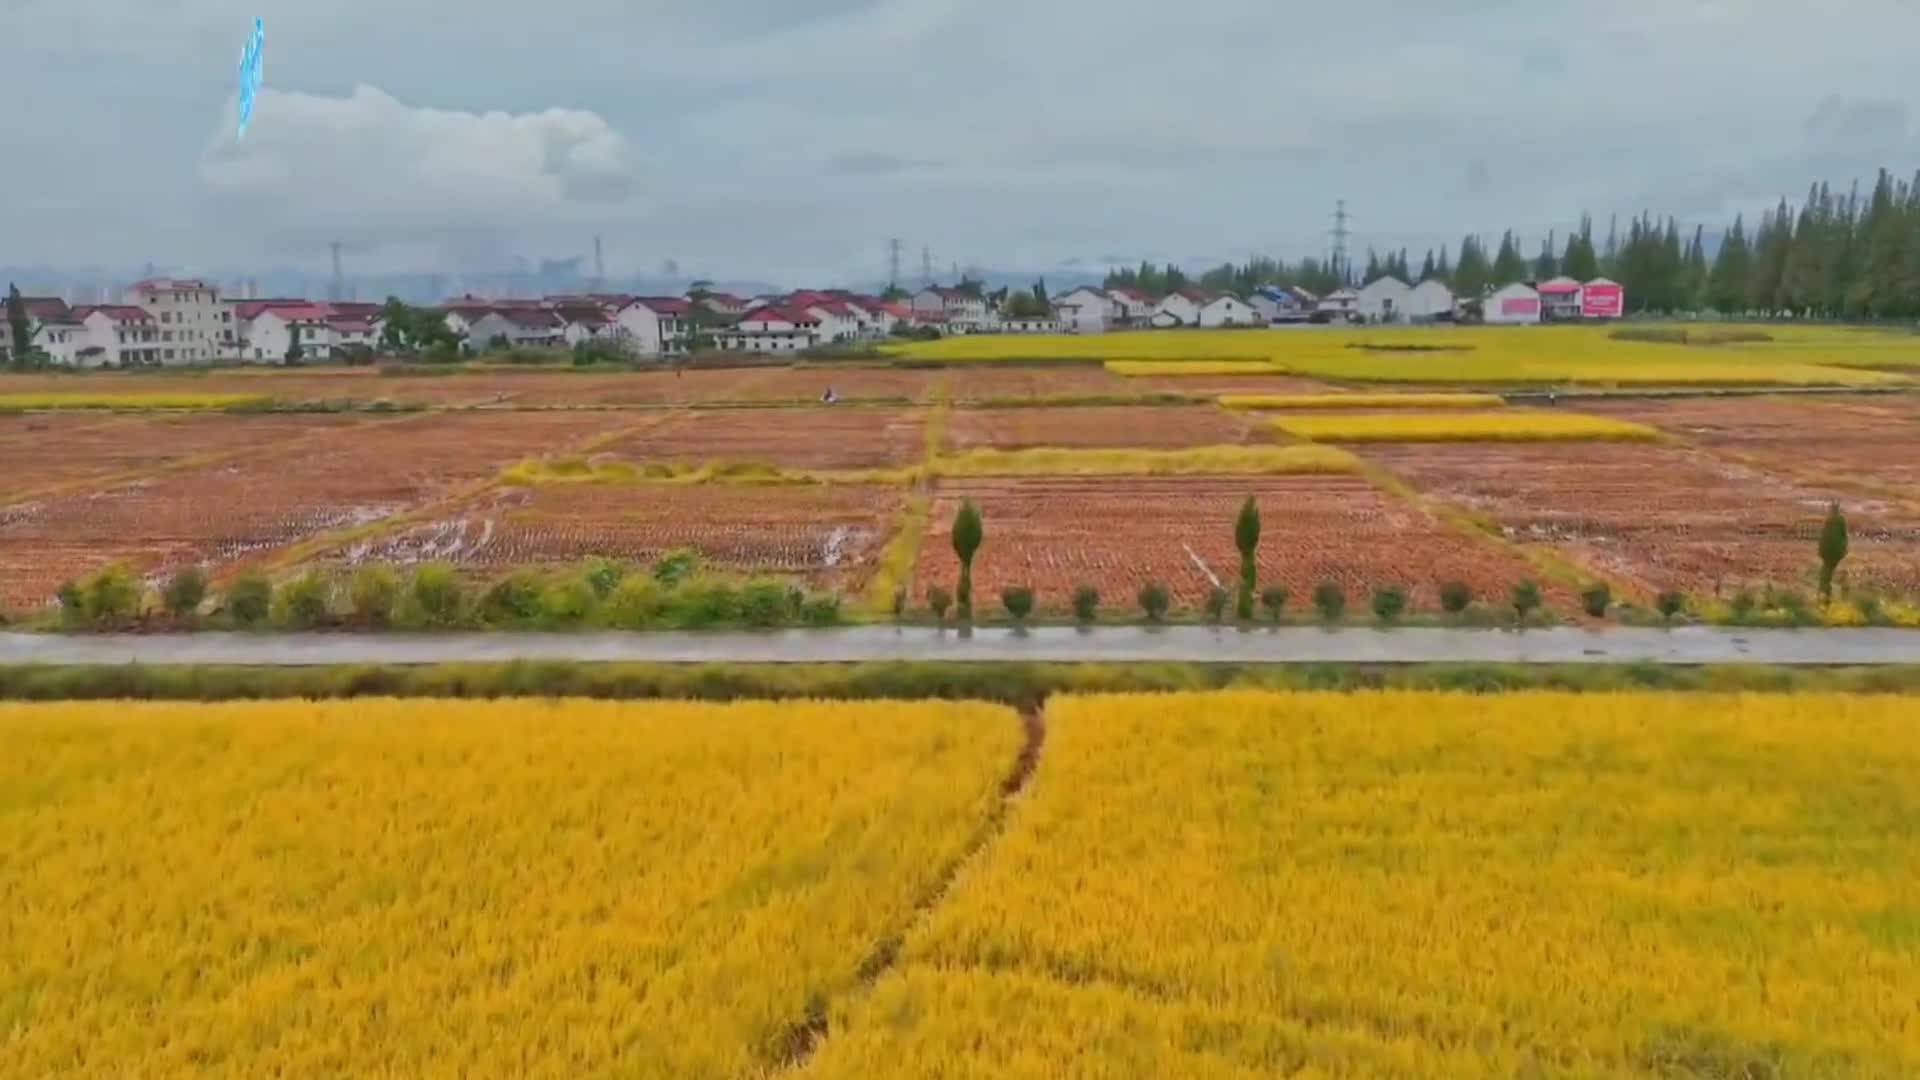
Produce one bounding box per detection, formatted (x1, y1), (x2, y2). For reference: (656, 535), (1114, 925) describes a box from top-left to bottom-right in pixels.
(1511, 580), (1543, 623)
(582, 558), (626, 599)
(1204, 587), (1229, 624)
(651, 549), (703, 588)
(408, 564), (466, 628)
(1072, 585), (1100, 625)
(1001, 586), (1035, 623)
(1729, 588), (1759, 623)
(1312, 581), (1346, 622)
(162, 567), (208, 621)
(952, 500), (984, 622)
(1580, 582), (1612, 618)
(1438, 580), (1473, 615)
(1138, 582), (1170, 623)
(670, 580), (740, 628)
(83, 566), (142, 625)
(349, 565), (400, 625)
(1371, 586), (1407, 623)
(1656, 590), (1686, 622)
(927, 586), (953, 623)
(477, 570), (544, 627)
(226, 573), (273, 627)
(56, 581), (84, 628)
(1260, 586), (1289, 624)
(608, 576), (668, 628)
(541, 577), (599, 627)
(800, 595), (842, 627)
(740, 580), (789, 628)
(274, 572), (333, 629)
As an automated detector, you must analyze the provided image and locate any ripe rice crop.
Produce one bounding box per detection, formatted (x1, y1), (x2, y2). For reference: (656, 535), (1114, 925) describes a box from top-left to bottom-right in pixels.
(890, 325), (1910, 387)
(0, 391), (272, 411)
(0, 698), (1020, 1078)
(1273, 410), (1658, 443)
(802, 691), (1920, 1078)
(930, 444), (1359, 476)
(1106, 360), (1286, 377)
(1220, 392), (1503, 410)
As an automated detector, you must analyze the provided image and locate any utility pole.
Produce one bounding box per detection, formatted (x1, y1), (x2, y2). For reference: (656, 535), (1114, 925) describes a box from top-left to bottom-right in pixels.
(888, 238), (903, 292)
(329, 242), (344, 302)
(1329, 200), (1352, 284)
(593, 235), (606, 291)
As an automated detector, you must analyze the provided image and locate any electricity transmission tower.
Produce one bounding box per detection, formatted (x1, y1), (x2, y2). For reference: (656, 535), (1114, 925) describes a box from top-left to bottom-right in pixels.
(1329, 200), (1352, 284)
(888, 238), (903, 292)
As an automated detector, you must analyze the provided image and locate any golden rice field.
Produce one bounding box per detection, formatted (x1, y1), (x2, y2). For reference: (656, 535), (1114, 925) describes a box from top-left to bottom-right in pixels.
(0, 391), (272, 411)
(803, 691), (1920, 1079)
(0, 698), (1020, 1079)
(1271, 410), (1659, 443)
(1219, 392), (1504, 410)
(896, 325), (1914, 387)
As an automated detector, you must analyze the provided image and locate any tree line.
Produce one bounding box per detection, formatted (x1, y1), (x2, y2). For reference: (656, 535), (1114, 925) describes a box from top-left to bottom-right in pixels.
(1105, 166), (1920, 318)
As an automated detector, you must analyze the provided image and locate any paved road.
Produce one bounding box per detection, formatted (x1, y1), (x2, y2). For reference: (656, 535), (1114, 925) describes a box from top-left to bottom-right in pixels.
(3, 626), (1920, 667)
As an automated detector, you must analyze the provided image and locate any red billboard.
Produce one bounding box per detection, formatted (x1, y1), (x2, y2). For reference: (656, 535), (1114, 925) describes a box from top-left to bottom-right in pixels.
(1501, 297), (1541, 316)
(1582, 281), (1624, 319)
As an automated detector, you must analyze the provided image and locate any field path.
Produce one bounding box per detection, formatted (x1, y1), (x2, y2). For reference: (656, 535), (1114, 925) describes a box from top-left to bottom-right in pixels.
(5, 625), (1920, 665)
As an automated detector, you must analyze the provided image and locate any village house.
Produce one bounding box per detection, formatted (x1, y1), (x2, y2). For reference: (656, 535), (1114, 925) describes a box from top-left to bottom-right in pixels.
(1250, 286), (1315, 324)
(1408, 279), (1457, 322)
(612, 297), (692, 358)
(1317, 287), (1361, 321)
(1053, 287), (1116, 334)
(1484, 282), (1543, 325)
(1197, 294), (1260, 328)
(716, 306), (825, 353)
(128, 278), (234, 364)
(1537, 276), (1584, 321)
(73, 305), (161, 367)
(1152, 287), (1211, 327)
(911, 286), (990, 333)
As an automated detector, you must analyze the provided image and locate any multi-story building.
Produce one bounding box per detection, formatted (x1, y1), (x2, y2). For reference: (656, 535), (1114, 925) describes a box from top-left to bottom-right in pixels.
(127, 278), (236, 364)
(74, 305), (162, 366)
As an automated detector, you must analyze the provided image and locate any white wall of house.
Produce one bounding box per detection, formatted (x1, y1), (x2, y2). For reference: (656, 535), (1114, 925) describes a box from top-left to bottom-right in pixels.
(613, 302), (666, 357)
(1197, 296), (1259, 328)
(247, 310), (336, 362)
(1318, 289), (1360, 316)
(1108, 290), (1154, 322)
(1155, 293), (1202, 326)
(1055, 288), (1113, 333)
(38, 321), (87, 367)
(1484, 283), (1543, 325)
(805, 306), (862, 343)
(999, 317), (1062, 334)
(1408, 280), (1456, 320)
(80, 310), (158, 366)
(1356, 277), (1414, 323)
(909, 289), (948, 319)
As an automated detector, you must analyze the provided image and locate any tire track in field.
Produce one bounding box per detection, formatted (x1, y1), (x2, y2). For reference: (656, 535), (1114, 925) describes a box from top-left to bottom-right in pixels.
(765, 702), (1046, 1076)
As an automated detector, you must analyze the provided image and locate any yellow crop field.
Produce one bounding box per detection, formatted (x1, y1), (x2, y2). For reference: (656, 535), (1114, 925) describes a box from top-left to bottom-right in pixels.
(1105, 360), (1286, 377)
(1272, 410), (1659, 443)
(803, 691), (1920, 1078)
(1220, 391), (1503, 410)
(929, 443), (1359, 477)
(0, 698), (1020, 1079)
(0, 391), (271, 410)
(889, 325), (1912, 387)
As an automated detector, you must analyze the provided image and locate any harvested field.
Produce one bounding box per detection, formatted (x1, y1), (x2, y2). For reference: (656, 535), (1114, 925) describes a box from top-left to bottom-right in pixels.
(943, 405), (1255, 450)
(913, 475), (1562, 614)
(1580, 394), (1920, 501)
(594, 407), (927, 468)
(1367, 441), (1920, 599)
(317, 483), (901, 591)
(1128, 374), (1339, 396)
(0, 412), (634, 607)
(0, 413), (370, 502)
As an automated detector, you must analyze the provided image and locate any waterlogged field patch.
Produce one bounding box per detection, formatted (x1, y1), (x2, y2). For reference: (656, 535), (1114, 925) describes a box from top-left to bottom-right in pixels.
(802, 691), (1920, 1078)
(1274, 410), (1658, 443)
(0, 698), (1020, 1078)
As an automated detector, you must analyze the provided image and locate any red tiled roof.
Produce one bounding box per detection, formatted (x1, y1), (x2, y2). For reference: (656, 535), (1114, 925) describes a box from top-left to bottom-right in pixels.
(20, 297), (72, 320)
(629, 296), (690, 316)
(72, 304), (154, 324)
(878, 302), (914, 320)
(327, 301), (384, 318)
(499, 310), (564, 330)
(255, 304), (333, 322)
(741, 306), (820, 327)
(808, 300), (858, 317)
(130, 278), (213, 294)
(1108, 287), (1150, 303)
(328, 318), (375, 334)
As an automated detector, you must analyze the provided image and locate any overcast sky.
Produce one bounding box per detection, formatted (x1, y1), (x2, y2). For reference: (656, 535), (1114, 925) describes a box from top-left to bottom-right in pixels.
(6, 1), (1917, 284)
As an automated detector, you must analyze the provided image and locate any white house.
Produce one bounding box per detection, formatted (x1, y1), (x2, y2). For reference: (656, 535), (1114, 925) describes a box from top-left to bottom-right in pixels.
(804, 300), (864, 344)
(35, 313), (89, 367)
(1153, 288), (1208, 327)
(717, 306), (824, 353)
(1356, 277), (1414, 324)
(1484, 283), (1543, 325)
(1197, 294), (1260, 328)
(910, 286), (990, 332)
(246, 304), (336, 362)
(1537, 276), (1584, 321)
(1054, 287), (1115, 334)
(1317, 287), (1361, 320)
(1408, 279), (1456, 321)
(328, 315), (378, 356)
(1106, 287), (1155, 324)
(612, 297), (692, 359)
(469, 310), (566, 351)
(553, 304), (615, 348)
(999, 316), (1063, 334)
(127, 278), (234, 365)
(75, 305), (160, 367)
